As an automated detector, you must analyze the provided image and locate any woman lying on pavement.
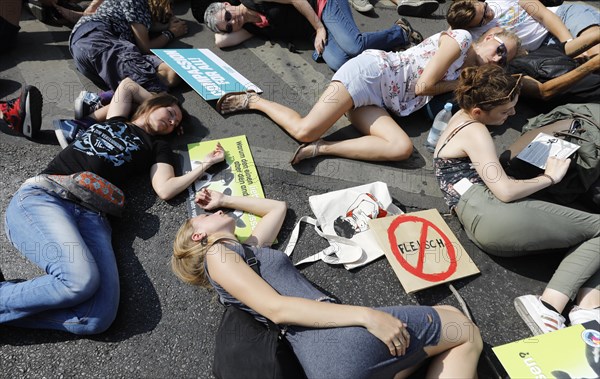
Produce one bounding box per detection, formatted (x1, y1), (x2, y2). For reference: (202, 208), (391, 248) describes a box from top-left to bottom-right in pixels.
(172, 188), (483, 379)
(203, 0), (423, 71)
(433, 64), (599, 335)
(69, 0), (188, 93)
(446, 0), (600, 59)
(0, 78), (226, 335)
(216, 28), (521, 164)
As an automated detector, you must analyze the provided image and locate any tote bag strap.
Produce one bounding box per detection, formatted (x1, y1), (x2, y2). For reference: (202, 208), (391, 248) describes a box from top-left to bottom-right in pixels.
(283, 216), (364, 266)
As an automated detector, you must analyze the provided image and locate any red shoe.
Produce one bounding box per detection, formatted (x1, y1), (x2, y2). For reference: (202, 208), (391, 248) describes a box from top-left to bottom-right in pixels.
(1, 85), (43, 139)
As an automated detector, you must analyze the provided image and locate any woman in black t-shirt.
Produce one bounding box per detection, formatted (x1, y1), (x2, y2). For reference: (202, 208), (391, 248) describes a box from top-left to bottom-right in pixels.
(0, 77), (225, 335)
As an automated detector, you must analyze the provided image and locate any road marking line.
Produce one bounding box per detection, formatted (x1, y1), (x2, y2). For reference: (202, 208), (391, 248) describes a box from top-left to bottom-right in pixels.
(251, 147), (439, 196)
(245, 40), (349, 131)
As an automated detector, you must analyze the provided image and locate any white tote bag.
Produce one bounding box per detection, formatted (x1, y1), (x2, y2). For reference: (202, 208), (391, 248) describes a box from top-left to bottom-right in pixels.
(284, 182), (402, 270)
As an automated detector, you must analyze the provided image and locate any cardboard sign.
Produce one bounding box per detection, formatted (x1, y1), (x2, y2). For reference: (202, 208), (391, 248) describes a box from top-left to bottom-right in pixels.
(177, 135), (265, 242)
(492, 321), (600, 379)
(370, 209), (479, 293)
(152, 49), (262, 100)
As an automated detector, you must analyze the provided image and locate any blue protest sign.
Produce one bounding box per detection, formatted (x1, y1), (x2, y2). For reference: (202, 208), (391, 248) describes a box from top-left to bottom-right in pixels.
(152, 49), (262, 100)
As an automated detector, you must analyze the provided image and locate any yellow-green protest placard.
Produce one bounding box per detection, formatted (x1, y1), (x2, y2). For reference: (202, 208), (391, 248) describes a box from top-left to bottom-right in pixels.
(493, 321), (600, 378)
(183, 135), (265, 242)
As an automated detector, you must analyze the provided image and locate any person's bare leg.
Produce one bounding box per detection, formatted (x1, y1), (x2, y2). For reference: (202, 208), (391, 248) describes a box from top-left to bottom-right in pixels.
(228, 81), (353, 142)
(397, 305), (482, 379)
(157, 63), (181, 88)
(577, 288), (600, 309)
(291, 105), (413, 163)
(540, 288), (570, 314)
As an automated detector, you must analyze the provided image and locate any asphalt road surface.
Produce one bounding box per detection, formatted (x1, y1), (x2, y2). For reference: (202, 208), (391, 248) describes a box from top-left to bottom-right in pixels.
(1, 1), (598, 378)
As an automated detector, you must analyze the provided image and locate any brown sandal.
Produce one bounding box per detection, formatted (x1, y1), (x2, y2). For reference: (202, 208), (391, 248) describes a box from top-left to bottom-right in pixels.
(289, 140), (321, 165)
(215, 90), (256, 115)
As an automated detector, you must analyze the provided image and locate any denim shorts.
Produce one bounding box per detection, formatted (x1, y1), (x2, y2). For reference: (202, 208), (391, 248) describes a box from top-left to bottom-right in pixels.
(331, 53), (386, 109)
(556, 3), (599, 37)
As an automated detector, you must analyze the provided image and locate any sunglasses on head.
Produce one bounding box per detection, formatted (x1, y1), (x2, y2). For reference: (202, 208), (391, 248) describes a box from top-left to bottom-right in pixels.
(220, 10), (233, 33)
(478, 2), (488, 27)
(493, 35), (508, 66)
(478, 74), (523, 106)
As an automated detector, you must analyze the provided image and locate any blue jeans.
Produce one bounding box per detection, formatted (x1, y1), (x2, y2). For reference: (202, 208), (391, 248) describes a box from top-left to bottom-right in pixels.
(1, 183), (120, 334)
(315, 0), (407, 71)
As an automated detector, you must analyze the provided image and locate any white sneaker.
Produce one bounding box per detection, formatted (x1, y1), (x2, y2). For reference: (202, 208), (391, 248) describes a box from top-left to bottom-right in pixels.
(514, 295), (566, 335)
(396, 0), (439, 17)
(569, 305), (600, 326)
(349, 0), (373, 13)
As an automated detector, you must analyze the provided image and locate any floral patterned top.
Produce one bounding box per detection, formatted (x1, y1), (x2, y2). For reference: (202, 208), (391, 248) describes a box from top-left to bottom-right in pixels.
(72, 0), (153, 43)
(363, 29), (472, 117)
(433, 121), (484, 210)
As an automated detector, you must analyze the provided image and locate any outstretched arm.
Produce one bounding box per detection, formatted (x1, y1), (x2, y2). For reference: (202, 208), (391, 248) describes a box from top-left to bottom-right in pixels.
(215, 29), (255, 48)
(150, 143), (226, 200)
(106, 77), (152, 119)
(564, 30), (600, 58)
(520, 55), (600, 100)
(195, 189), (287, 247)
(519, 0), (572, 42)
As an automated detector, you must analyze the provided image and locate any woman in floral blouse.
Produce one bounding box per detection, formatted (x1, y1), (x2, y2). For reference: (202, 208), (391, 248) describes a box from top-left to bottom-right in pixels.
(216, 28), (520, 164)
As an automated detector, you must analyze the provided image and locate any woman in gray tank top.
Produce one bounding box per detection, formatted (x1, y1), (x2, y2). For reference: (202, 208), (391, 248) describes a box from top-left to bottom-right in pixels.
(172, 188), (482, 378)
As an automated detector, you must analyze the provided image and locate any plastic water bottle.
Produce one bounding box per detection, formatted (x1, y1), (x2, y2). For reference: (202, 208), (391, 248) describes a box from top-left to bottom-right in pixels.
(425, 102), (453, 152)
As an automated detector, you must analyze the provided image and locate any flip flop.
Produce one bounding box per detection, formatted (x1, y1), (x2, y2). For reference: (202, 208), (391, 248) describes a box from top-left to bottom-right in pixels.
(215, 90), (256, 115)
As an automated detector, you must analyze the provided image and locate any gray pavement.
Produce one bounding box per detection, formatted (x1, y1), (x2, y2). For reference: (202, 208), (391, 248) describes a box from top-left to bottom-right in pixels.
(0, 1), (598, 378)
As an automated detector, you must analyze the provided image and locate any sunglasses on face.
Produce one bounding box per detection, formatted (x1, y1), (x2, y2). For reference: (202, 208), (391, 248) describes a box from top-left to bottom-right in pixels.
(478, 2), (489, 27)
(221, 10), (233, 33)
(493, 35), (508, 66)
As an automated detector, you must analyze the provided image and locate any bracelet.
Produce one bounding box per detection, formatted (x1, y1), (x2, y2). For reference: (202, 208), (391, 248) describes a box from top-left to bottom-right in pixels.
(162, 30), (175, 41)
(541, 174), (555, 186)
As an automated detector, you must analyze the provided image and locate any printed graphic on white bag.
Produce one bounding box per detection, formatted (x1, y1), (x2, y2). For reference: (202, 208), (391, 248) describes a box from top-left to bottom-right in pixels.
(333, 193), (389, 239)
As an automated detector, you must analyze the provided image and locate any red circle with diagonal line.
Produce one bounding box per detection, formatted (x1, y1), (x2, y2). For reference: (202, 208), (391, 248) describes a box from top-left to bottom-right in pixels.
(387, 215), (457, 282)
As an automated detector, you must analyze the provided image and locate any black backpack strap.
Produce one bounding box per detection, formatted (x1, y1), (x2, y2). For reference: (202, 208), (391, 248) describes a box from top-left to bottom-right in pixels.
(241, 244), (260, 275)
(239, 245), (283, 333)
